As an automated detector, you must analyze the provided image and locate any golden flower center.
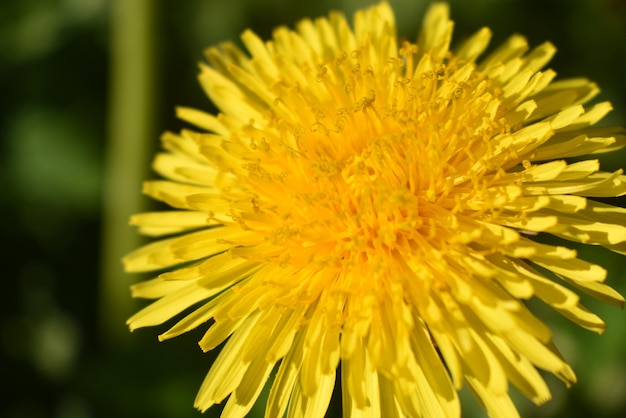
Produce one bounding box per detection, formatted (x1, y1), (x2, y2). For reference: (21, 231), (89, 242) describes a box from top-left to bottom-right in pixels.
(228, 43), (511, 271)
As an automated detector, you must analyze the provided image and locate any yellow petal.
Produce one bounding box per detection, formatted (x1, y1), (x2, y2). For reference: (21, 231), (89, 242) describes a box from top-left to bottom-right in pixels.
(547, 195), (587, 213)
(498, 213), (558, 232)
(263, 305), (307, 362)
(505, 329), (573, 382)
(128, 278), (225, 330)
(559, 101), (613, 132)
(522, 171), (626, 196)
(454, 27), (491, 62)
(199, 63), (264, 123)
(521, 41), (556, 73)
(418, 2), (453, 60)
(534, 77), (599, 107)
(170, 226), (251, 261)
(195, 312), (260, 411)
(377, 374), (404, 418)
(176, 106), (230, 136)
(266, 330), (306, 418)
(479, 35), (528, 72)
(130, 211), (211, 236)
(142, 180), (213, 209)
(341, 347), (381, 416)
(534, 256), (606, 282)
(533, 134), (617, 161)
(545, 104), (585, 130)
(567, 279), (625, 308)
(123, 235), (183, 273)
(287, 366), (335, 418)
(466, 376), (520, 418)
(411, 321), (460, 417)
(521, 160), (567, 182)
(129, 276), (191, 300)
(486, 333), (551, 405)
(223, 356), (275, 418)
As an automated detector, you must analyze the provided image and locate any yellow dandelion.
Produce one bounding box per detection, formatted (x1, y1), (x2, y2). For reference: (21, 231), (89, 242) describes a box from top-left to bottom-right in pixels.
(124, 3), (626, 417)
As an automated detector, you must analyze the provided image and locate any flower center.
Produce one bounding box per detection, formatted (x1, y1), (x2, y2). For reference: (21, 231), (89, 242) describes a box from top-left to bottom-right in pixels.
(225, 42), (511, 272)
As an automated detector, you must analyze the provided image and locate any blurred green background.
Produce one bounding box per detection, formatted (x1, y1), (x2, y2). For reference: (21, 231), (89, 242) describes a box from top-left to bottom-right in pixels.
(1, 0), (626, 417)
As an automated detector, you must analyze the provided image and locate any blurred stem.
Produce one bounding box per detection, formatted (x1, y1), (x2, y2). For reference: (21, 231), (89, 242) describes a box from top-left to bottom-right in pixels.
(101, 0), (156, 348)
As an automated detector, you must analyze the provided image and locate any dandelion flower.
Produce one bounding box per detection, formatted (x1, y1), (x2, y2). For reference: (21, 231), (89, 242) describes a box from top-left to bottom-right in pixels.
(125, 3), (626, 417)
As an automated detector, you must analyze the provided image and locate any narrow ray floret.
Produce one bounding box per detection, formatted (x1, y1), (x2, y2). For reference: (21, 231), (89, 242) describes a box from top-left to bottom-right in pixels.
(124, 2), (626, 417)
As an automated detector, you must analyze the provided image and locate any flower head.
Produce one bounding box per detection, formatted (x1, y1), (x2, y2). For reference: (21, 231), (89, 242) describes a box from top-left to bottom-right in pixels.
(125, 3), (626, 417)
